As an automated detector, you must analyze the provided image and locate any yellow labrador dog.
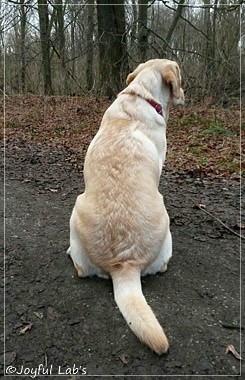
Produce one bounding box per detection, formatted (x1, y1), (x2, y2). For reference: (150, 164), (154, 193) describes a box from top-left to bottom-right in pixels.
(67, 59), (184, 355)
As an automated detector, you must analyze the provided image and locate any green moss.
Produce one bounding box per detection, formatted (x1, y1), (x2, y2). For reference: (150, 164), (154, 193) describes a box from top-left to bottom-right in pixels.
(198, 122), (225, 137)
(198, 157), (209, 166)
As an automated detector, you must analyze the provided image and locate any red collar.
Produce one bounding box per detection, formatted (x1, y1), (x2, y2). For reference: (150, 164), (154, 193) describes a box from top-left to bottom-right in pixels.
(146, 99), (163, 116)
(120, 92), (163, 117)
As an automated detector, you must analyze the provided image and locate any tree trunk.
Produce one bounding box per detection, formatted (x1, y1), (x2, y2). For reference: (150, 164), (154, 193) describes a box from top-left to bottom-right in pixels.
(203, 0), (215, 93)
(55, 0), (68, 94)
(138, 0), (148, 62)
(211, 0), (218, 80)
(162, 0), (185, 55)
(38, 0), (53, 95)
(86, 0), (94, 91)
(130, 0), (138, 50)
(70, 6), (76, 83)
(97, 0), (129, 97)
(20, 0), (26, 93)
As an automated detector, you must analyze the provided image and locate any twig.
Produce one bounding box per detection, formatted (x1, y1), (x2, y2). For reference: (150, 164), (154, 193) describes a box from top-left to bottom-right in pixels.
(44, 351), (48, 367)
(192, 200), (244, 239)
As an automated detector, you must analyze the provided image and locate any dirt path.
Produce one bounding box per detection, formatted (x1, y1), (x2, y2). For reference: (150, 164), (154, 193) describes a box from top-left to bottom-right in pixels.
(1, 139), (242, 378)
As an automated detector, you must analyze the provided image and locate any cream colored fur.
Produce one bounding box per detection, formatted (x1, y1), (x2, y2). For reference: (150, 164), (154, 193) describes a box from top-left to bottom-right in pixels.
(67, 59), (184, 355)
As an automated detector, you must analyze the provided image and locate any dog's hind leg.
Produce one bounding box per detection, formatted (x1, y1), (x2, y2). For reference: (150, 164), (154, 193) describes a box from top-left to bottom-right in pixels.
(67, 209), (87, 278)
(142, 228), (172, 276)
(159, 228), (172, 273)
(67, 204), (109, 279)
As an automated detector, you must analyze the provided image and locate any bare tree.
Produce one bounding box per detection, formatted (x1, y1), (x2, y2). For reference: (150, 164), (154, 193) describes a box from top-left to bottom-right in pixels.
(97, 0), (129, 97)
(54, 0), (68, 93)
(86, 0), (95, 91)
(138, 0), (148, 61)
(19, 0), (26, 93)
(1, 0), (241, 103)
(162, 0), (185, 55)
(38, 0), (53, 95)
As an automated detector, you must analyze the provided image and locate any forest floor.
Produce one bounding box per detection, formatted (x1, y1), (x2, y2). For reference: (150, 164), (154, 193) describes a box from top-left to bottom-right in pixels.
(1, 95), (244, 377)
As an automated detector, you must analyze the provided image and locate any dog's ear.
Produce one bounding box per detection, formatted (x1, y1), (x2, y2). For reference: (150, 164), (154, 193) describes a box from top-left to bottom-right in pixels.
(162, 64), (184, 105)
(126, 72), (135, 85)
(126, 63), (145, 85)
(163, 66), (181, 99)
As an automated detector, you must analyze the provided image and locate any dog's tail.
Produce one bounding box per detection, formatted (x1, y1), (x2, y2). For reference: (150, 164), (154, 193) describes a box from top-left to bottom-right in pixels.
(111, 264), (169, 355)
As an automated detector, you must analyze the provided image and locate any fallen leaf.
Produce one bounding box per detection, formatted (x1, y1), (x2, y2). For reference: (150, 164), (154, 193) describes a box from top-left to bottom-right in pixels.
(119, 354), (129, 364)
(47, 306), (59, 320)
(19, 322), (33, 335)
(225, 344), (242, 360)
(222, 319), (241, 330)
(34, 311), (44, 319)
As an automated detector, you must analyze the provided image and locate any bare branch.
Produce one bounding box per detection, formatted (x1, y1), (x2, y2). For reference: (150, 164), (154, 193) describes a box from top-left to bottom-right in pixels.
(193, 201), (244, 240)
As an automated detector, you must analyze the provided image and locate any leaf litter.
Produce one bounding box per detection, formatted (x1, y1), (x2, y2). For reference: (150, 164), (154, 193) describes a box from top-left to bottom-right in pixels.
(2, 95), (243, 179)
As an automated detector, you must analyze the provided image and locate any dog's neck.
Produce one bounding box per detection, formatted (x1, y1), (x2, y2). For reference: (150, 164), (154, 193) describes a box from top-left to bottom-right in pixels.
(120, 91), (164, 117)
(119, 72), (170, 121)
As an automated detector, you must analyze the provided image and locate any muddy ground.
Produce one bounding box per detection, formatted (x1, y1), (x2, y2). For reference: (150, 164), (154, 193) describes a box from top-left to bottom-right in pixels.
(1, 138), (243, 378)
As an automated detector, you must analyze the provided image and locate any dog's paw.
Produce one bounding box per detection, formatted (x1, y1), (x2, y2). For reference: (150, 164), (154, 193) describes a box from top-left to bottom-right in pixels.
(97, 273), (110, 280)
(74, 262), (87, 278)
(160, 262), (168, 273)
(67, 247), (71, 256)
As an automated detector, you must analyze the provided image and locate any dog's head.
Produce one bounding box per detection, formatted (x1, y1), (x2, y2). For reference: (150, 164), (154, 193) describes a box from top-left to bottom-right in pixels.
(126, 59), (185, 106)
